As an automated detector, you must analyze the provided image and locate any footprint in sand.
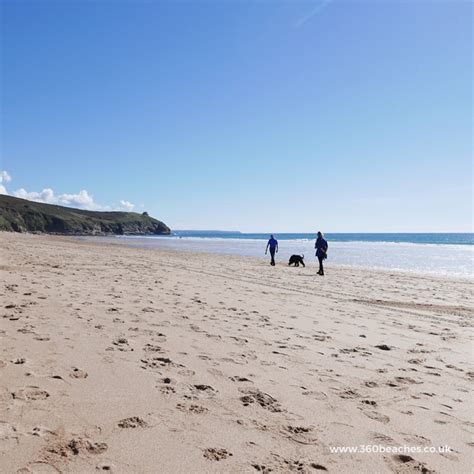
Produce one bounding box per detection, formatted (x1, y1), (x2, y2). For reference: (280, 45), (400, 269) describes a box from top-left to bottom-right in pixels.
(176, 403), (208, 414)
(238, 418), (270, 431)
(302, 390), (328, 400)
(96, 462), (116, 472)
(388, 454), (432, 473)
(47, 437), (108, 458)
(17, 324), (35, 334)
(17, 462), (61, 473)
(181, 384), (217, 401)
(231, 351), (258, 361)
(220, 357), (246, 365)
(117, 416), (148, 428)
(310, 464), (328, 471)
(203, 448), (233, 461)
(394, 376), (420, 385)
(207, 368), (224, 377)
(337, 388), (361, 399)
(69, 367), (88, 379)
(281, 425), (318, 445)
(254, 454), (327, 472)
(177, 369), (195, 376)
(12, 386), (50, 401)
(361, 399), (378, 407)
(230, 376), (253, 383)
(402, 434), (431, 446)
(29, 426), (57, 437)
(159, 385), (176, 396)
(375, 344), (392, 351)
(143, 330), (167, 342)
(143, 343), (163, 353)
(465, 371), (474, 381)
(370, 432), (396, 444)
(239, 389), (282, 412)
(141, 356), (183, 369)
(313, 334), (331, 342)
(0, 421), (18, 446)
(193, 384), (215, 393)
(112, 337), (133, 352)
(445, 364), (463, 372)
(229, 336), (248, 345)
(361, 409), (390, 424)
(252, 464), (272, 473)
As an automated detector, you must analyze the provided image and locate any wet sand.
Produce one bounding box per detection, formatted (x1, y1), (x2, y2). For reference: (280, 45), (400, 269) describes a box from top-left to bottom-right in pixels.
(1, 232), (473, 473)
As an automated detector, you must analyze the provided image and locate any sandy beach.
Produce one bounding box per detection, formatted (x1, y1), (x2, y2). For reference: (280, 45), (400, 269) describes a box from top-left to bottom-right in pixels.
(1, 232), (473, 473)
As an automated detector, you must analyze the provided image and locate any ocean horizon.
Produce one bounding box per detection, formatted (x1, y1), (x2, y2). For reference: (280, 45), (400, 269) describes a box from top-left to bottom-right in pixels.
(170, 231), (474, 245)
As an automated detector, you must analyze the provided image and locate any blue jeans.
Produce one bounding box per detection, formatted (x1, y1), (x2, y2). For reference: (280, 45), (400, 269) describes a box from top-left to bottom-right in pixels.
(269, 247), (276, 266)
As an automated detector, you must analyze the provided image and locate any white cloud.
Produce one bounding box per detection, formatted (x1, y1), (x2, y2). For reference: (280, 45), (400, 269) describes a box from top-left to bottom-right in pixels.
(58, 190), (99, 209)
(119, 200), (135, 211)
(0, 170), (12, 184)
(2, 170), (136, 212)
(12, 187), (136, 212)
(14, 187), (55, 203)
(13, 187), (106, 210)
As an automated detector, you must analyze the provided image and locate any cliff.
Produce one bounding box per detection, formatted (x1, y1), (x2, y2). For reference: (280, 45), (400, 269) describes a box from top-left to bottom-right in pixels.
(0, 195), (170, 235)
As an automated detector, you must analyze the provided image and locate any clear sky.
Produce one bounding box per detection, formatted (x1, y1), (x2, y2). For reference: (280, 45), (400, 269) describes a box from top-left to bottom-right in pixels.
(1, 0), (472, 232)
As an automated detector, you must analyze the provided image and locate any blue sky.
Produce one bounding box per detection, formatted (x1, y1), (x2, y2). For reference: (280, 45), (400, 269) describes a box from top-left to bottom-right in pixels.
(1, 0), (472, 232)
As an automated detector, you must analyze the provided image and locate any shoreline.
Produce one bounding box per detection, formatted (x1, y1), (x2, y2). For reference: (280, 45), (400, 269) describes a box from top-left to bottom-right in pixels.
(73, 234), (474, 282)
(1, 232), (473, 473)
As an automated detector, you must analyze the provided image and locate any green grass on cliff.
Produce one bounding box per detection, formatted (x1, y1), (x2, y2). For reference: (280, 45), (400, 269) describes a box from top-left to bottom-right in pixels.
(0, 194), (170, 235)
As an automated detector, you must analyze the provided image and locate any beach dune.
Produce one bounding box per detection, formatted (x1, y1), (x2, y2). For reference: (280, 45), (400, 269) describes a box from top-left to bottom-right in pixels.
(1, 232), (472, 473)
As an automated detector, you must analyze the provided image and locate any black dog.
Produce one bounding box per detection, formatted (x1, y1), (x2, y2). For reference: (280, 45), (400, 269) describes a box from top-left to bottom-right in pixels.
(288, 254), (305, 267)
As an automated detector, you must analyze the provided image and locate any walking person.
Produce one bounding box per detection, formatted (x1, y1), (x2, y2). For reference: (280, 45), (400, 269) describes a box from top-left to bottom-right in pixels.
(315, 231), (328, 275)
(265, 234), (278, 266)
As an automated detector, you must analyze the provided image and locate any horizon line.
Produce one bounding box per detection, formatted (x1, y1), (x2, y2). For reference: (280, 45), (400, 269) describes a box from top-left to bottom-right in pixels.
(172, 230), (474, 234)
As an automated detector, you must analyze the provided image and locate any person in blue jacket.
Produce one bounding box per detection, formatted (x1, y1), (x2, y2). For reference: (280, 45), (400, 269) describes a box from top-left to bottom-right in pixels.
(265, 235), (278, 266)
(315, 231), (328, 275)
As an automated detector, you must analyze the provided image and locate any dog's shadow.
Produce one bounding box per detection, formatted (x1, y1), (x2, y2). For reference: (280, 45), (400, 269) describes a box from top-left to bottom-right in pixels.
(292, 273), (318, 278)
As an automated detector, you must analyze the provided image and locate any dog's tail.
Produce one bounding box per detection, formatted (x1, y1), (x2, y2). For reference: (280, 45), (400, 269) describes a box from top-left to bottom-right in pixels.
(301, 254), (304, 259)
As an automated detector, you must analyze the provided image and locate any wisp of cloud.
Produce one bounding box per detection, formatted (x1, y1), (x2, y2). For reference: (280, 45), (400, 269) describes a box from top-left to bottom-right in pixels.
(294, 0), (334, 28)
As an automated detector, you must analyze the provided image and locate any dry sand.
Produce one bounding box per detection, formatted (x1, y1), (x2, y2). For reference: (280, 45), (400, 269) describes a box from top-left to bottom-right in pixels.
(0, 232), (473, 473)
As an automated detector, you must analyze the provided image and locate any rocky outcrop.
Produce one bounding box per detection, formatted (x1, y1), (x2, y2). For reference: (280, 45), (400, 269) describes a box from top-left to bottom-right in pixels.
(0, 195), (170, 235)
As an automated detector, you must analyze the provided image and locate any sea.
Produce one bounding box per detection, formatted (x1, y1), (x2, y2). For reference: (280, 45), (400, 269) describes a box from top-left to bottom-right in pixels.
(82, 232), (474, 279)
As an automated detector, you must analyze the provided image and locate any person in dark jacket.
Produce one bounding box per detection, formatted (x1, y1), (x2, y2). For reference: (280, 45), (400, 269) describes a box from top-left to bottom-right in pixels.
(315, 231), (328, 275)
(265, 235), (278, 266)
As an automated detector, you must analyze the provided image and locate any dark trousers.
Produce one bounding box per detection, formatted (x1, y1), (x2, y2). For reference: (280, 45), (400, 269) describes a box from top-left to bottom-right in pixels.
(317, 255), (324, 275)
(269, 247), (276, 266)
